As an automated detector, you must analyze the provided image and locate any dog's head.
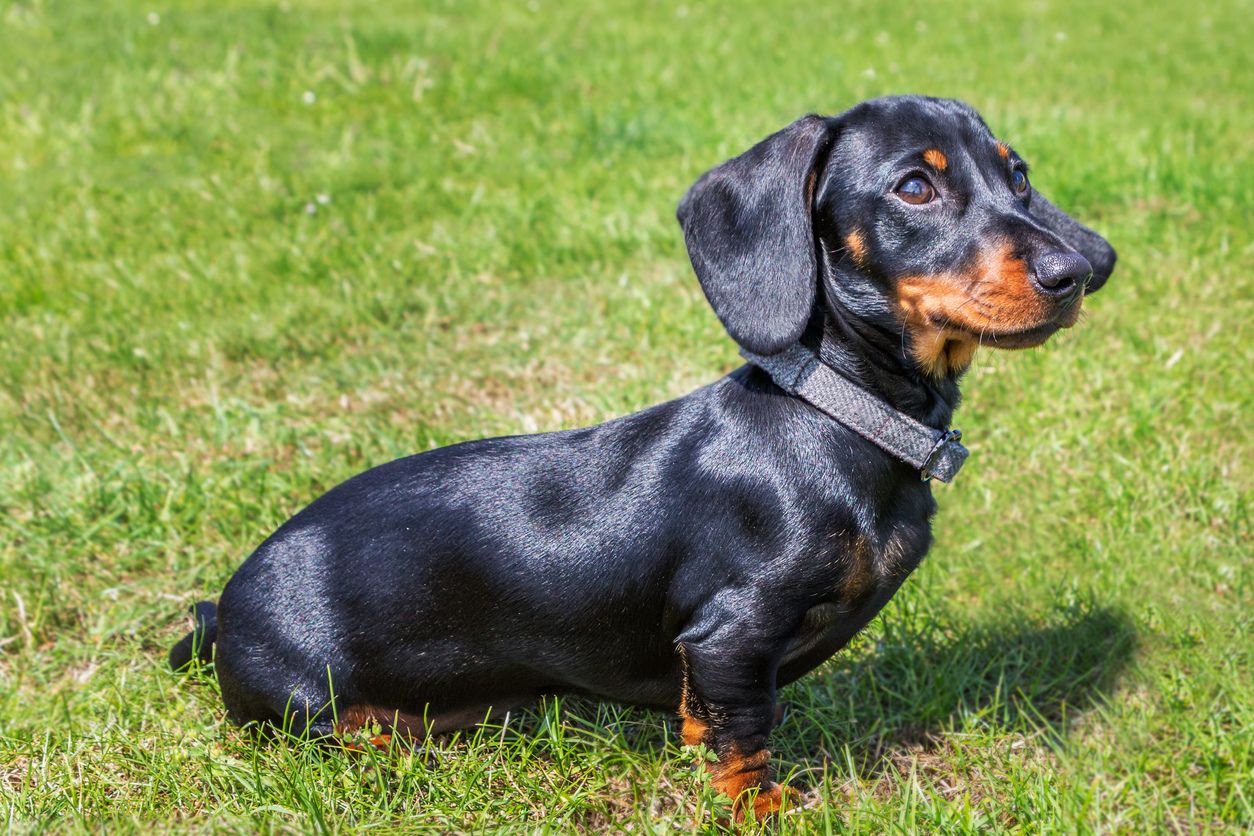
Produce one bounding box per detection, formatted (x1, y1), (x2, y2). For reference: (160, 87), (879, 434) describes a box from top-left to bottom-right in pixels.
(677, 96), (1116, 377)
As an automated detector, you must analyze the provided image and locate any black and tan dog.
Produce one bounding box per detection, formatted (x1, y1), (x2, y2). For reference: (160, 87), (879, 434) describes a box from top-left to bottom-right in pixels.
(171, 96), (1115, 819)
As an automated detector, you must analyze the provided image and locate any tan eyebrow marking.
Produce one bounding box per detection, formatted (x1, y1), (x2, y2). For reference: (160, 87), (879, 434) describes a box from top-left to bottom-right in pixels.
(995, 142), (1010, 159)
(845, 229), (868, 267)
(922, 148), (948, 171)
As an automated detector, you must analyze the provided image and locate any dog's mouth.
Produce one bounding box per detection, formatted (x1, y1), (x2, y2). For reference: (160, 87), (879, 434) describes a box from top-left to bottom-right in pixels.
(943, 296), (1083, 350)
(954, 319), (1061, 349)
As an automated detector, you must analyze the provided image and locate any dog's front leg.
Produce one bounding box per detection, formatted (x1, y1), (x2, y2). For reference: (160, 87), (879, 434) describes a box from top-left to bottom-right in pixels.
(677, 635), (794, 820)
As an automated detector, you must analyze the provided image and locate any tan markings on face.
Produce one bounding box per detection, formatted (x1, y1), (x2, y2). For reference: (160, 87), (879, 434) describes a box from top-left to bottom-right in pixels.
(845, 229), (868, 267)
(922, 148), (948, 171)
(907, 329), (980, 377)
(943, 339), (979, 372)
(996, 142), (1010, 159)
(895, 241), (1080, 376)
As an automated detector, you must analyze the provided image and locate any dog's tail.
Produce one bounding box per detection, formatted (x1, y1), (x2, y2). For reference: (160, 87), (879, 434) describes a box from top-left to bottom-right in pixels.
(168, 601), (218, 671)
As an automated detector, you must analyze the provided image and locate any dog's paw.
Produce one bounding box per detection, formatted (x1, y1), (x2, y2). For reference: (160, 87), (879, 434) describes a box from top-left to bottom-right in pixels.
(737, 782), (799, 822)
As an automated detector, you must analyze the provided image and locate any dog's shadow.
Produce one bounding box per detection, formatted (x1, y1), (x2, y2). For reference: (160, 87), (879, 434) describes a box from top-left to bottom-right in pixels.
(769, 597), (1137, 787)
(513, 596), (1135, 787)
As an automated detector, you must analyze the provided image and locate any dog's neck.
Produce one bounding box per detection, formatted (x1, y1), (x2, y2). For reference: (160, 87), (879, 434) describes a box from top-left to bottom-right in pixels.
(810, 297), (963, 431)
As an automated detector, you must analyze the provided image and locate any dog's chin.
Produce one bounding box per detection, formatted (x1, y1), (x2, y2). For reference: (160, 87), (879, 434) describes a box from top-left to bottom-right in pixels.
(978, 323), (1060, 349)
(963, 300), (1083, 350)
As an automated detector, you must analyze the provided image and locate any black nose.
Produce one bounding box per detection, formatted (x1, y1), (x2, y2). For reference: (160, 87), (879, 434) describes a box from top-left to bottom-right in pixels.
(1032, 252), (1092, 299)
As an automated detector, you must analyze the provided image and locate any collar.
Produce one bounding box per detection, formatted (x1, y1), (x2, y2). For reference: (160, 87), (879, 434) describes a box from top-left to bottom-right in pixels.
(740, 344), (969, 483)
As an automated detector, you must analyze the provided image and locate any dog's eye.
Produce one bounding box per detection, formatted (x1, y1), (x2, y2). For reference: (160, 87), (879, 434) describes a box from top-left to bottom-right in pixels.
(896, 176), (936, 205)
(1012, 168), (1029, 194)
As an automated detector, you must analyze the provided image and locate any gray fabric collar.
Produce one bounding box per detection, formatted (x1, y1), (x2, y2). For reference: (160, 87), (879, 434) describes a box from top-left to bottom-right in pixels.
(740, 344), (969, 483)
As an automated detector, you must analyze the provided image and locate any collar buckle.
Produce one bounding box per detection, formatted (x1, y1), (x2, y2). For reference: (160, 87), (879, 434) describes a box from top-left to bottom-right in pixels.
(920, 428), (963, 482)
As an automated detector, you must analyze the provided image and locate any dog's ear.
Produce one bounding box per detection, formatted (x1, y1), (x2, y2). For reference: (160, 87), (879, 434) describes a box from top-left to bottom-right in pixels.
(1030, 193), (1117, 293)
(677, 115), (836, 355)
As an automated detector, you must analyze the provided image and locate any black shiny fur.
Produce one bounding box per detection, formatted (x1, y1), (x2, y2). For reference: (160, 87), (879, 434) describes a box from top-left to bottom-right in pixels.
(171, 96), (1115, 799)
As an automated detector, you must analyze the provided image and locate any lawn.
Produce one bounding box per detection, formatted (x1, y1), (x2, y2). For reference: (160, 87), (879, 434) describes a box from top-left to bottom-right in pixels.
(0, 0), (1250, 831)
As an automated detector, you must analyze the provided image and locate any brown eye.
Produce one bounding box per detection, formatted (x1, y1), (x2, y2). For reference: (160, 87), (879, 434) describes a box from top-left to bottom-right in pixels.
(1012, 168), (1029, 194)
(896, 176), (935, 205)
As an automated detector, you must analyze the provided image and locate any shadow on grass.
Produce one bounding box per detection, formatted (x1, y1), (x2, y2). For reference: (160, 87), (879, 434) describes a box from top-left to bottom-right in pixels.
(770, 595), (1138, 785)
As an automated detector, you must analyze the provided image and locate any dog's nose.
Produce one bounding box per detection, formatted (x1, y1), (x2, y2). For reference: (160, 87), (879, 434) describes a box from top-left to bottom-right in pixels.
(1032, 252), (1092, 299)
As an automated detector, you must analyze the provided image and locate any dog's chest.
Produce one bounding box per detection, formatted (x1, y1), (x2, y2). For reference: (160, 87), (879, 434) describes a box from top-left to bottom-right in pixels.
(781, 603), (844, 667)
(781, 522), (928, 668)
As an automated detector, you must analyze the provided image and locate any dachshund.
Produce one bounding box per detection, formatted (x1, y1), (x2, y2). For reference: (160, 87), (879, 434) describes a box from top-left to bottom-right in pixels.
(171, 95), (1116, 819)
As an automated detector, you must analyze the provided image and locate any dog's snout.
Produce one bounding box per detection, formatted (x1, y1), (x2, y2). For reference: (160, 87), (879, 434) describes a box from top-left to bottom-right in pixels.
(1032, 251), (1092, 299)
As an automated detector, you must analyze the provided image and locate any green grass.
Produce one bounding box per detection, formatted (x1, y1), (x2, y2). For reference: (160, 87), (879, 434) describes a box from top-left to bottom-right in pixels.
(0, 0), (1250, 831)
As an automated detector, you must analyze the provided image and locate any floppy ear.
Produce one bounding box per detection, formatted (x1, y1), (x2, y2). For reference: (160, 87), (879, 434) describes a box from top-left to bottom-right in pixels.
(1030, 193), (1118, 293)
(677, 115), (836, 355)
